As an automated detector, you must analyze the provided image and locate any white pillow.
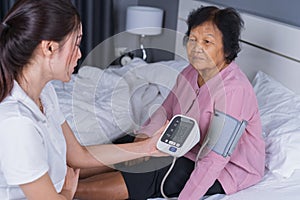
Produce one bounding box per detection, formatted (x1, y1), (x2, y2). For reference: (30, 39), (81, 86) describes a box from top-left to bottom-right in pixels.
(252, 71), (300, 178)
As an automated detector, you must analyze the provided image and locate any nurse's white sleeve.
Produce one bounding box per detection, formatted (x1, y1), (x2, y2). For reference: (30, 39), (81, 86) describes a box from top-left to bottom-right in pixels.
(0, 117), (48, 185)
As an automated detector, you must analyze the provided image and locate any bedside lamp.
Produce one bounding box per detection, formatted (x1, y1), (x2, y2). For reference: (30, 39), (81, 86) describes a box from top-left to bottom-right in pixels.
(126, 6), (164, 61)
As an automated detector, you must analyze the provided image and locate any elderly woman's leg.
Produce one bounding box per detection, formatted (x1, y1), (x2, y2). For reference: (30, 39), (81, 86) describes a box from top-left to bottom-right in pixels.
(75, 171), (128, 200)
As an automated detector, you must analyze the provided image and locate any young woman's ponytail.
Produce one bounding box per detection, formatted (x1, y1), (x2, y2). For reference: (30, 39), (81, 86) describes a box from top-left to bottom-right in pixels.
(0, 21), (14, 102)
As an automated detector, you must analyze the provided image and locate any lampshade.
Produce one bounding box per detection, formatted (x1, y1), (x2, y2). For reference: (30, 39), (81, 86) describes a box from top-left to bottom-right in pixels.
(126, 6), (163, 36)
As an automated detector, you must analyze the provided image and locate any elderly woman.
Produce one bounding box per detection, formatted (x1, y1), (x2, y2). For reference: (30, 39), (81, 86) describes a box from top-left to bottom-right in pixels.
(75, 6), (265, 200)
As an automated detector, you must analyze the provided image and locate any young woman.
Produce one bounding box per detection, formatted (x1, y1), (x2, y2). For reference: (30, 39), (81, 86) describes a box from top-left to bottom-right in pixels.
(75, 6), (266, 200)
(0, 0), (165, 199)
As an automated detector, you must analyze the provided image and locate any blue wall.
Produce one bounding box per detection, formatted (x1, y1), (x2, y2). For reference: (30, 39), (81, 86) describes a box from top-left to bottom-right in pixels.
(200, 0), (300, 28)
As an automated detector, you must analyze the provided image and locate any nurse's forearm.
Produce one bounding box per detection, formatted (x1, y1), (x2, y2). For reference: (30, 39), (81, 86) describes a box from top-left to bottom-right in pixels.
(85, 140), (151, 167)
(68, 123), (166, 169)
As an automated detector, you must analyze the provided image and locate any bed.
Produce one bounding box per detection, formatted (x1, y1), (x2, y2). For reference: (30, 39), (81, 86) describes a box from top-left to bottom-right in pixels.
(52, 0), (300, 199)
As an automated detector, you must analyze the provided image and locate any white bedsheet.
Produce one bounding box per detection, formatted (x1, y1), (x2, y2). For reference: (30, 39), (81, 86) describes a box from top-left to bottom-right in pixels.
(52, 58), (188, 145)
(207, 170), (300, 200)
(205, 169), (300, 200)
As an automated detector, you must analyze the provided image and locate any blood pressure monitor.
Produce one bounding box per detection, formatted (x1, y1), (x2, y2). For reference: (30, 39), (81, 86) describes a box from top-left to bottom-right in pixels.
(156, 115), (200, 157)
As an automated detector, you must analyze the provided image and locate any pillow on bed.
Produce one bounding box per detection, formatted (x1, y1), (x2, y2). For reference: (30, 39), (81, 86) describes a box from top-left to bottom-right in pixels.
(252, 71), (300, 178)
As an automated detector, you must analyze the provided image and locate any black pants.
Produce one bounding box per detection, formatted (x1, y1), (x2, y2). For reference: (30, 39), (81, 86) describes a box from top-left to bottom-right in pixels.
(114, 135), (225, 200)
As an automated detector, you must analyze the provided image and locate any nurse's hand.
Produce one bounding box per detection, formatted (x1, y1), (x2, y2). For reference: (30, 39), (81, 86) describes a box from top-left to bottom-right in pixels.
(60, 166), (80, 199)
(123, 121), (169, 166)
(143, 121), (169, 157)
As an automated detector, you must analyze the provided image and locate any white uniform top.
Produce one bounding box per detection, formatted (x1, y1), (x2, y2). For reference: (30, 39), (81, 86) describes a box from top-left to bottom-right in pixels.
(0, 81), (67, 199)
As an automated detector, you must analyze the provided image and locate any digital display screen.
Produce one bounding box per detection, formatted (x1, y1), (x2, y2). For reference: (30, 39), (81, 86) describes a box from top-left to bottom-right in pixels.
(161, 116), (195, 147)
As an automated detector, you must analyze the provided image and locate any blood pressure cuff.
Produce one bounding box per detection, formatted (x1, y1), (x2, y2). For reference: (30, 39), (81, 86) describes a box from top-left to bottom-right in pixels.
(205, 110), (247, 157)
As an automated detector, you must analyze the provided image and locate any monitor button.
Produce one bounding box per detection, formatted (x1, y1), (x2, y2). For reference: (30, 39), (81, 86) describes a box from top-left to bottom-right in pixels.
(169, 146), (177, 152)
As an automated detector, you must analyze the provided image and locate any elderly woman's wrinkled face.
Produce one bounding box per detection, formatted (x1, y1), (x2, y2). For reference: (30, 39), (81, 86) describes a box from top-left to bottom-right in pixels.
(186, 21), (227, 74)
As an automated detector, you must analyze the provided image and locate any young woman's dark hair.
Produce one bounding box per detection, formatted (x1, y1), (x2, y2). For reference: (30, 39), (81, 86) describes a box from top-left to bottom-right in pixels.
(0, 0), (81, 102)
(185, 6), (244, 64)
